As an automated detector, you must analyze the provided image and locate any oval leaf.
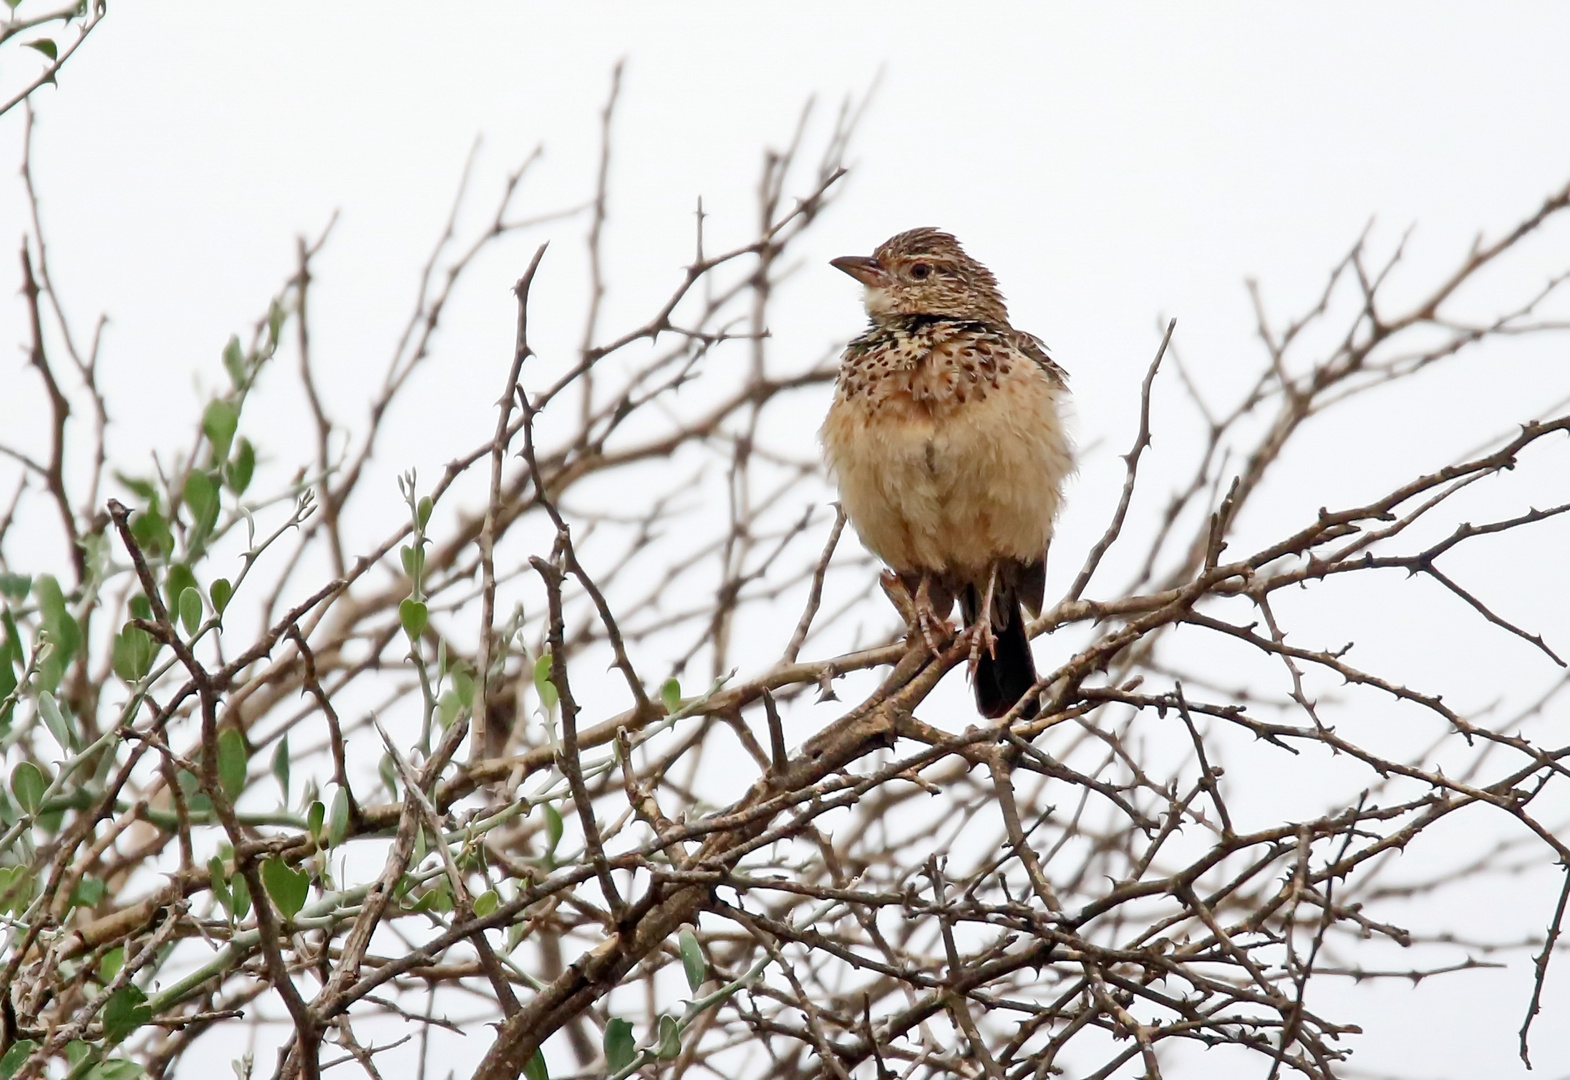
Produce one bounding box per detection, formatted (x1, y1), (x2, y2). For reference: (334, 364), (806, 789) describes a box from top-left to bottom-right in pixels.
(270, 736), (290, 802)
(217, 728), (247, 800)
(9, 761), (45, 814)
(327, 785), (350, 847)
(102, 985), (151, 1044)
(230, 871), (251, 919)
(37, 691), (71, 752)
(261, 857), (308, 920)
(399, 598), (428, 641)
(202, 399), (239, 462)
(165, 564), (198, 614)
(98, 945), (126, 984)
(679, 927), (706, 991)
(226, 438), (255, 495)
(183, 471), (220, 540)
(208, 856), (232, 916)
(473, 889), (499, 918)
(0, 1040), (37, 1078)
(543, 802), (563, 856)
(88, 1059), (145, 1080)
(222, 335), (245, 389)
(656, 1014), (681, 1059)
(209, 577), (233, 616)
(178, 586), (203, 637)
(523, 1049), (548, 1080)
(661, 677), (682, 715)
(603, 1018), (635, 1073)
(533, 653), (558, 710)
(0, 573), (31, 601)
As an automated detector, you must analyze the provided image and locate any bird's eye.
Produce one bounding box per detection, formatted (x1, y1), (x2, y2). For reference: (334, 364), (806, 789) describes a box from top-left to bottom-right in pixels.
(910, 263), (932, 280)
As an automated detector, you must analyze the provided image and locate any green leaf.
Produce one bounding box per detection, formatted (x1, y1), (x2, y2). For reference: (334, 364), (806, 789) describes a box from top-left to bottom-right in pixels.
(37, 690), (72, 752)
(656, 1013), (682, 1059)
(523, 1049), (549, 1080)
(267, 299), (285, 346)
(603, 1018), (635, 1073)
(24, 38), (57, 61)
(661, 676), (682, 715)
(261, 857), (308, 920)
(399, 598), (428, 641)
(102, 984), (152, 1043)
(210, 577), (234, 616)
(0, 867), (33, 915)
(399, 543), (425, 583)
(416, 495), (433, 530)
(436, 689), (462, 730)
(327, 785), (349, 848)
(217, 728), (248, 800)
(533, 653), (558, 710)
(165, 564), (198, 615)
(270, 736), (290, 803)
(129, 593), (153, 621)
(0, 612), (17, 731)
(34, 574), (79, 691)
(112, 623), (157, 683)
(178, 586), (203, 636)
(65, 1042), (90, 1070)
(222, 335), (246, 389)
(226, 438), (255, 495)
(0, 1040), (37, 1079)
(473, 889), (499, 918)
(70, 876), (106, 909)
(178, 768), (212, 815)
(379, 752), (398, 799)
(230, 870), (250, 919)
(451, 662), (474, 707)
(98, 945), (125, 984)
(679, 927), (706, 991)
(208, 856), (232, 915)
(114, 473), (158, 501)
(183, 470), (221, 542)
(0, 573), (31, 601)
(306, 800), (325, 843)
(202, 399), (239, 463)
(88, 1060), (146, 1080)
(130, 505), (173, 561)
(543, 802), (563, 857)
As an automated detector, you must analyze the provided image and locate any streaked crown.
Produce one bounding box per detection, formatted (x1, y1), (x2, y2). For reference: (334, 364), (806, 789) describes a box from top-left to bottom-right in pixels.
(831, 228), (1009, 324)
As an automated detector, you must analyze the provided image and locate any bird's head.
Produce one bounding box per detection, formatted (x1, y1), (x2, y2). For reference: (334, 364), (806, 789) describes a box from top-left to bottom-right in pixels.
(831, 228), (1009, 324)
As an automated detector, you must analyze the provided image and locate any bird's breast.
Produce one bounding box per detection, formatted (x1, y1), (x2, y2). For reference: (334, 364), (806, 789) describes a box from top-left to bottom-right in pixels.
(821, 353), (1072, 575)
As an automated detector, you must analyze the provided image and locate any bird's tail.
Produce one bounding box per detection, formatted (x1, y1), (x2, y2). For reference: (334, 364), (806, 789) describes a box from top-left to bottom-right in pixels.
(962, 585), (1039, 719)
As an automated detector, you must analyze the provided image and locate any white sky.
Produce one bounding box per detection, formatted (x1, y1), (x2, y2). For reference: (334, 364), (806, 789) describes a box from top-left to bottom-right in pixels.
(3, 4), (1570, 1077)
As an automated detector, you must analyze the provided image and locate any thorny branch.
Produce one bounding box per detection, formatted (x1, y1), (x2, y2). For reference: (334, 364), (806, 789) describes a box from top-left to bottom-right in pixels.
(1, 82), (1568, 1080)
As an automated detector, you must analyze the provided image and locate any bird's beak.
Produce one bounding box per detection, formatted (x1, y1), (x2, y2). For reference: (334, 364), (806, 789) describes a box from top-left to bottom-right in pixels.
(830, 254), (886, 287)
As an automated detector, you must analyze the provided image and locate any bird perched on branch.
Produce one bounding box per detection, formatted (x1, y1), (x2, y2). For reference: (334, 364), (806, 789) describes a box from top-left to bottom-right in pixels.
(820, 228), (1073, 717)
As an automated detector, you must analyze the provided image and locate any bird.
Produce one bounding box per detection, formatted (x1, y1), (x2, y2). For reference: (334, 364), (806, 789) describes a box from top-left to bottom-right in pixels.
(819, 228), (1073, 717)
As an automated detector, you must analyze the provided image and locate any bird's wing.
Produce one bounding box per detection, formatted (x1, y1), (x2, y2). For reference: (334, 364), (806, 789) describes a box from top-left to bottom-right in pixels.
(1013, 330), (1068, 387)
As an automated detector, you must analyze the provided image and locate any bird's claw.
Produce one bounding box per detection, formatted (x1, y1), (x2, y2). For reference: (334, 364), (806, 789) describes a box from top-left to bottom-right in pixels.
(881, 571), (953, 658)
(966, 618), (998, 678)
(912, 575), (953, 657)
(915, 606), (950, 658)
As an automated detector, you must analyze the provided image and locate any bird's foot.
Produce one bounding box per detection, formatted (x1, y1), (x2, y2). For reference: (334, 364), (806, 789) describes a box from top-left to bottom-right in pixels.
(881, 571), (952, 657)
(912, 575), (954, 657)
(966, 618), (998, 678)
(967, 567), (1000, 677)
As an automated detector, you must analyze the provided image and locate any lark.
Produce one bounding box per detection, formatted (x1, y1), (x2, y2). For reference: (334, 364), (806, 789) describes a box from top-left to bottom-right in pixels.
(820, 228), (1073, 717)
